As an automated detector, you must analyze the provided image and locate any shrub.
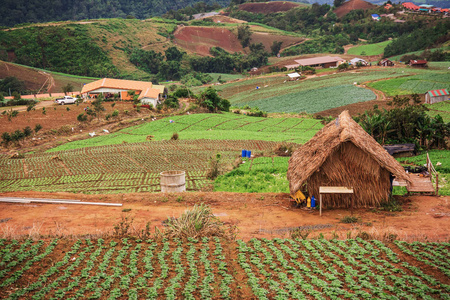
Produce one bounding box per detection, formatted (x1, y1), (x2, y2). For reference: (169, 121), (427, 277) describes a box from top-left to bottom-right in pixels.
(112, 109), (119, 117)
(23, 126), (32, 137)
(206, 153), (221, 180)
(1, 132), (11, 146)
(171, 132), (179, 140)
(77, 113), (88, 122)
(163, 204), (226, 239)
(340, 216), (359, 223)
(34, 124), (42, 133)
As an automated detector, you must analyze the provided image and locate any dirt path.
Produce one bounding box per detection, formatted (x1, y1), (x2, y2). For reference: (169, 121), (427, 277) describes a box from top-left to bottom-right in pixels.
(0, 191), (448, 241)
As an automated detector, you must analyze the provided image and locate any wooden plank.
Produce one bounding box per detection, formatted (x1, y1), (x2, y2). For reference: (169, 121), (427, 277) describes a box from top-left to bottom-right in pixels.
(406, 174), (435, 193)
(319, 186), (354, 194)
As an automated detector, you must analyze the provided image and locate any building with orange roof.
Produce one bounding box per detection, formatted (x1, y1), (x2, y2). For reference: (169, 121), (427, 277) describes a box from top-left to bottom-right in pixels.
(81, 78), (167, 107)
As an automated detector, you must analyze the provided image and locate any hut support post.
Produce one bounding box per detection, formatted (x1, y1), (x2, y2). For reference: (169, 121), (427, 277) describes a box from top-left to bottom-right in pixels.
(319, 194), (322, 216)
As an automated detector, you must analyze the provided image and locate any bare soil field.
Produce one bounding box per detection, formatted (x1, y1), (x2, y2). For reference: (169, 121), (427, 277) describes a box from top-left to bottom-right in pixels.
(173, 26), (244, 56)
(0, 61), (48, 92)
(238, 1), (302, 14)
(0, 191), (448, 241)
(207, 15), (247, 24)
(250, 32), (305, 53)
(333, 0), (378, 18)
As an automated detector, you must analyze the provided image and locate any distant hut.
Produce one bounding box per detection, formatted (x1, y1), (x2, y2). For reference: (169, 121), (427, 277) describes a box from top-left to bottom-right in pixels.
(287, 111), (410, 208)
(409, 59), (428, 67)
(425, 89), (449, 104)
(378, 59), (394, 67)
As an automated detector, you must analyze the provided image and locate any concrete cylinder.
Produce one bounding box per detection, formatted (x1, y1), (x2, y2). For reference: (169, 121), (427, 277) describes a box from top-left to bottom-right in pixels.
(160, 170), (186, 193)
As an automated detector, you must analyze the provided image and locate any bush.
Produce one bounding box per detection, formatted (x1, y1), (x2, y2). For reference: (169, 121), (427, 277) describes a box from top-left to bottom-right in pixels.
(340, 216), (359, 223)
(112, 109), (119, 117)
(163, 204), (226, 239)
(1, 132), (12, 146)
(34, 124), (42, 133)
(23, 126), (32, 137)
(171, 132), (179, 140)
(206, 153), (221, 180)
(77, 113), (88, 122)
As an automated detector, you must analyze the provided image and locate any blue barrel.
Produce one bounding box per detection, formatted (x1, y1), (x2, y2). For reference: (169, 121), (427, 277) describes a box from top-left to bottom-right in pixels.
(247, 150), (252, 158)
(311, 196), (316, 208)
(242, 150), (247, 158)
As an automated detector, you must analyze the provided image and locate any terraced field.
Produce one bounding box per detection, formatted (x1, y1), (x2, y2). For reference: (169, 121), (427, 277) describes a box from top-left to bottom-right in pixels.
(48, 113), (323, 152)
(0, 140), (282, 194)
(0, 237), (448, 299)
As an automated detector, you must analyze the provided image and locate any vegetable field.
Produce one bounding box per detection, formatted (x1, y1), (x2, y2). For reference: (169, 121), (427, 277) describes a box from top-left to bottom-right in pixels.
(238, 85), (376, 114)
(0, 237), (449, 299)
(48, 113), (323, 152)
(0, 140), (282, 194)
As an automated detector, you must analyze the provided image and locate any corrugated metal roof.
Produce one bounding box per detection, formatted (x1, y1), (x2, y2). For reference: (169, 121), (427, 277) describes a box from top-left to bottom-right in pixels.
(427, 89), (449, 97)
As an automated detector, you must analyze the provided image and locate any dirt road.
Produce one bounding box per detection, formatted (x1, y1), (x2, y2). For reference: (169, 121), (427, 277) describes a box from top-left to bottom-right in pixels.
(0, 191), (448, 241)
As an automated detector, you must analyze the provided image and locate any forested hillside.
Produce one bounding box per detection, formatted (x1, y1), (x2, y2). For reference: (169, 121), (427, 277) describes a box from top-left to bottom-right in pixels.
(0, 0), (229, 27)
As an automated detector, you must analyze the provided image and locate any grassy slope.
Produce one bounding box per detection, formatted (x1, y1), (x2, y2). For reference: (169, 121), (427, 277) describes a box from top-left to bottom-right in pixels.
(347, 40), (392, 56)
(214, 156), (290, 193)
(47, 113), (323, 152)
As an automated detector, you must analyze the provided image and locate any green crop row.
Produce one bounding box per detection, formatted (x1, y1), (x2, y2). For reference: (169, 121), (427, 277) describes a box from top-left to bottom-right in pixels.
(47, 113), (322, 152)
(1, 238), (448, 299)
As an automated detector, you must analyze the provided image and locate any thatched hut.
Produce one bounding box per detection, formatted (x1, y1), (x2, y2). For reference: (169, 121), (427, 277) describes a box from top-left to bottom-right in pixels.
(287, 111), (410, 208)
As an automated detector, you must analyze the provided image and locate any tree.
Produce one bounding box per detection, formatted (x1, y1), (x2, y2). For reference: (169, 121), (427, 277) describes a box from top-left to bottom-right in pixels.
(333, 0), (345, 7)
(198, 87), (230, 112)
(165, 47), (185, 62)
(270, 41), (283, 56)
(92, 94), (105, 120)
(63, 83), (74, 95)
(0, 76), (26, 95)
(1, 132), (12, 147)
(237, 25), (252, 48)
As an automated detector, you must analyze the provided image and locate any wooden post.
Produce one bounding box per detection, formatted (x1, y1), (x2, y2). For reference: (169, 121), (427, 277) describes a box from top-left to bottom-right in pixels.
(351, 197), (354, 216)
(320, 194), (322, 217)
(436, 173), (439, 196)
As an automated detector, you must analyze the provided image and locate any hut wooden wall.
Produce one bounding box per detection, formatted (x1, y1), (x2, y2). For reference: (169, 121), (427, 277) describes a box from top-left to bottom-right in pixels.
(307, 142), (391, 207)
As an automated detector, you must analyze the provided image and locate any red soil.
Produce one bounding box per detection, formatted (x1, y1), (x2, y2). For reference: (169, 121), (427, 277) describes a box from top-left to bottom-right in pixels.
(0, 191), (448, 242)
(207, 15), (247, 24)
(173, 26), (244, 56)
(238, 1), (301, 14)
(250, 32), (305, 53)
(0, 61), (48, 92)
(334, 0), (378, 18)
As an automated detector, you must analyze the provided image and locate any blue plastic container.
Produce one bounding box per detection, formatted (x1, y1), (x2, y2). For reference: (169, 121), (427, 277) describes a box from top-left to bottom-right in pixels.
(242, 150), (247, 158)
(311, 196), (316, 208)
(247, 150), (252, 158)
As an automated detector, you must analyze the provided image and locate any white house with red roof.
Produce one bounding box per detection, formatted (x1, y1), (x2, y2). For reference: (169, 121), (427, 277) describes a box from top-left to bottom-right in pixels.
(425, 89), (449, 104)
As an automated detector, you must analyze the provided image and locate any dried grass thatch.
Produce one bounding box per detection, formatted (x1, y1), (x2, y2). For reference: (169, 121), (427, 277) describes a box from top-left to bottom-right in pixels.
(287, 111), (410, 208)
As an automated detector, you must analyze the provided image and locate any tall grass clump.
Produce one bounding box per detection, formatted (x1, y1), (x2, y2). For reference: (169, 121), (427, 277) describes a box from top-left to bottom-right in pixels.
(164, 204), (227, 239)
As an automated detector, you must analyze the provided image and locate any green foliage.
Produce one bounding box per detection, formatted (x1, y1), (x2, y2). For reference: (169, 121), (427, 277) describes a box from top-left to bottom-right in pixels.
(0, 25), (119, 77)
(237, 24), (252, 48)
(129, 48), (163, 74)
(206, 153), (221, 180)
(23, 126), (32, 137)
(270, 41), (283, 56)
(164, 95), (179, 109)
(62, 83), (74, 94)
(384, 20), (450, 58)
(198, 87), (230, 112)
(1, 132), (12, 146)
(0, 76), (26, 94)
(77, 113), (88, 122)
(214, 157), (290, 193)
(0, 0), (230, 27)
(173, 87), (193, 98)
(357, 96), (450, 148)
(181, 72), (213, 87)
(34, 124), (42, 133)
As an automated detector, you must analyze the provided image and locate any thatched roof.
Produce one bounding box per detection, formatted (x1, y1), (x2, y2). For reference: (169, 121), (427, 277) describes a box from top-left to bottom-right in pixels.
(287, 110), (410, 194)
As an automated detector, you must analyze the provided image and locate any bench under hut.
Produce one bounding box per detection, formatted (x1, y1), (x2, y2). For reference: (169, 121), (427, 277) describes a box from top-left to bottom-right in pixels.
(287, 111), (410, 208)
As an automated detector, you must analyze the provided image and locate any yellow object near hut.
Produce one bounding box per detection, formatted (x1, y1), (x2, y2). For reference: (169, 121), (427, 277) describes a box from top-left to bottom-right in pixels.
(307, 197), (311, 208)
(291, 190), (306, 206)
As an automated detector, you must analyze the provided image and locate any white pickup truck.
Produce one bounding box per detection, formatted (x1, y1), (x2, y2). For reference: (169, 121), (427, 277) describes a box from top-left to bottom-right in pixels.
(55, 96), (77, 105)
